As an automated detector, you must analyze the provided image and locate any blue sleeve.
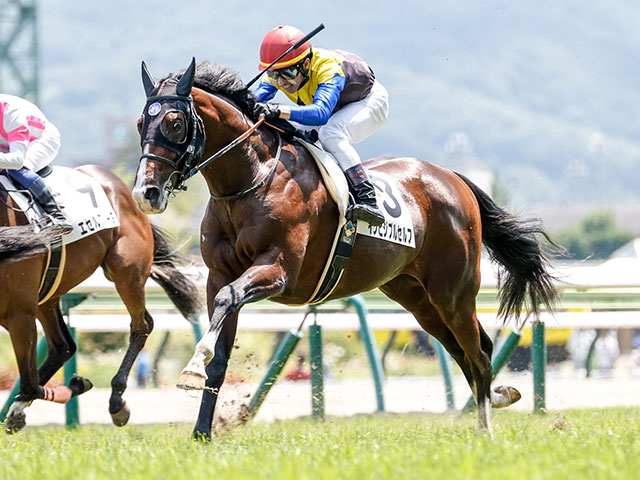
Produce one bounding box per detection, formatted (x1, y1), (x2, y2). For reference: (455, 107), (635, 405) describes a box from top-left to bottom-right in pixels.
(254, 81), (278, 103)
(289, 74), (346, 126)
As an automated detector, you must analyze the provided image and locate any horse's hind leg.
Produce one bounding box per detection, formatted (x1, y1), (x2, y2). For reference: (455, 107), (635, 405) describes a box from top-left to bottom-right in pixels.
(36, 302), (94, 398)
(431, 291), (494, 433)
(380, 274), (494, 434)
(380, 276), (475, 385)
(36, 302), (77, 384)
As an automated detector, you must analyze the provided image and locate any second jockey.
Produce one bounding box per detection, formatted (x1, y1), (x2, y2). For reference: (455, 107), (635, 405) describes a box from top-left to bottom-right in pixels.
(253, 25), (388, 227)
(0, 94), (72, 234)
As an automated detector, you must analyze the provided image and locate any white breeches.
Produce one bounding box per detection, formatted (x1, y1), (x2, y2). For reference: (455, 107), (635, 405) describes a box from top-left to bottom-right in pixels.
(318, 80), (389, 170)
(291, 80), (389, 172)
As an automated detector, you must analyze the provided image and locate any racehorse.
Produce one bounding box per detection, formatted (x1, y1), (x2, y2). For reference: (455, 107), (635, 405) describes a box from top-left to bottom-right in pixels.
(133, 59), (557, 440)
(0, 164), (202, 433)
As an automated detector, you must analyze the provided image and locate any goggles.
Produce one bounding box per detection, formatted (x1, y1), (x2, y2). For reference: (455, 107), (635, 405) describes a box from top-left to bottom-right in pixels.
(266, 63), (301, 81)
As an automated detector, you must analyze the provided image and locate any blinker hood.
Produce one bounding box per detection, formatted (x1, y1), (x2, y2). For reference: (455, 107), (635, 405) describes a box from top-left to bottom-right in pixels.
(140, 89), (191, 156)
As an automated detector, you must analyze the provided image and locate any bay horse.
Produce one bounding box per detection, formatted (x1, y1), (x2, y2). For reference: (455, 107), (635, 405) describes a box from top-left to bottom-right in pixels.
(133, 59), (557, 440)
(0, 164), (202, 433)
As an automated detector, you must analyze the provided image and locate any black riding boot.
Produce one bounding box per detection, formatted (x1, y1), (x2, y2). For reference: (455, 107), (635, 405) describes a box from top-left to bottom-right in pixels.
(345, 164), (385, 226)
(27, 177), (73, 234)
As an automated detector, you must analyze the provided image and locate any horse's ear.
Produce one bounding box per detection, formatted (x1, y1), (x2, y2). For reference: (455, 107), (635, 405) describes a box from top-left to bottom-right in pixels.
(176, 57), (196, 97)
(141, 61), (157, 97)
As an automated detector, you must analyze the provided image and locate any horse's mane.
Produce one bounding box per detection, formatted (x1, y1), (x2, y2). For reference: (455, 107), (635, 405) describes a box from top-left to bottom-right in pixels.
(167, 60), (257, 118)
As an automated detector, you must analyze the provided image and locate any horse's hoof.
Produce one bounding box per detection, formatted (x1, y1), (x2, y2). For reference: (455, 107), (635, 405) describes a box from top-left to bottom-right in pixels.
(110, 401), (131, 427)
(5, 413), (26, 435)
(177, 372), (206, 390)
(69, 375), (94, 397)
(193, 430), (212, 442)
(492, 385), (521, 408)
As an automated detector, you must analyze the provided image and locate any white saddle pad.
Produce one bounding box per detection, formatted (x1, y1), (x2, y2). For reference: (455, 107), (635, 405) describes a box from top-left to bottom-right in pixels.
(297, 140), (415, 248)
(0, 166), (120, 245)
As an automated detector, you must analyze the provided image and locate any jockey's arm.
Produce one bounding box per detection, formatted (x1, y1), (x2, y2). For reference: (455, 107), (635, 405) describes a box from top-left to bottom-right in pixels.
(0, 133), (28, 170)
(284, 75), (345, 126)
(254, 82), (278, 103)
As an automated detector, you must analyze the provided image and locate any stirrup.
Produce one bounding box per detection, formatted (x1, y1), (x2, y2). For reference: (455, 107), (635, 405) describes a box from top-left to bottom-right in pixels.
(347, 204), (385, 227)
(45, 214), (73, 235)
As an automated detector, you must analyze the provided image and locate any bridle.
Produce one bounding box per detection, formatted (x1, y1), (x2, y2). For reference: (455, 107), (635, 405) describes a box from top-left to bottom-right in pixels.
(139, 93), (206, 193)
(139, 88), (281, 201)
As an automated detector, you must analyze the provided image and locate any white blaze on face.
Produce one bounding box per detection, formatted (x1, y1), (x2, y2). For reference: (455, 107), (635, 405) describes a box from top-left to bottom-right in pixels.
(132, 156), (154, 212)
(132, 149), (170, 214)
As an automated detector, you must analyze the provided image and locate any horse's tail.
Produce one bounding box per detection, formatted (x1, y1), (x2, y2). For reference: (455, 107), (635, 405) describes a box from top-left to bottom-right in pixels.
(0, 225), (61, 265)
(455, 172), (558, 321)
(149, 224), (203, 319)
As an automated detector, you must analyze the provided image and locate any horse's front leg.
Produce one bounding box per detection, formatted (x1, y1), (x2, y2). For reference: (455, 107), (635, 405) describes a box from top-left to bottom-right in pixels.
(6, 307), (93, 434)
(5, 314), (41, 434)
(193, 309), (239, 441)
(178, 257), (286, 390)
(109, 310), (154, 426)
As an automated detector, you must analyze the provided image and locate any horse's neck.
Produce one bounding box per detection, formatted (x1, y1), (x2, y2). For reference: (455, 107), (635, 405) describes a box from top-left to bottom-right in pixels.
(198, 94), (273, 198)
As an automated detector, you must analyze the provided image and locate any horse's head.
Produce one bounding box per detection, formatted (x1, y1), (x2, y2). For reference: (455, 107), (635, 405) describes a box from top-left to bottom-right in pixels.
(133, 58), (206, 214)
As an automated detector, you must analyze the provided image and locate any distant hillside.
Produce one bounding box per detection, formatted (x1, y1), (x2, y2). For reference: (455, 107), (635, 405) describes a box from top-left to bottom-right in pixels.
(32, 0), (640, 208)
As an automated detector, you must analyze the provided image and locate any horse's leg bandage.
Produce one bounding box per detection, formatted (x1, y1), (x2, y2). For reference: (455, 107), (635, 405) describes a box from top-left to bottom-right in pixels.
(42, 385), (73, 404)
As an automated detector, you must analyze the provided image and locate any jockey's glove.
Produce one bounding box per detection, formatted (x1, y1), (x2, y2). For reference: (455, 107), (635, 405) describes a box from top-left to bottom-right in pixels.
(254, 102), (281, 120)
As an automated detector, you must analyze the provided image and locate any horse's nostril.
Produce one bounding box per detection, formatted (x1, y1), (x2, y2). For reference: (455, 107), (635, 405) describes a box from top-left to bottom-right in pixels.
(144, 187), (160, 205)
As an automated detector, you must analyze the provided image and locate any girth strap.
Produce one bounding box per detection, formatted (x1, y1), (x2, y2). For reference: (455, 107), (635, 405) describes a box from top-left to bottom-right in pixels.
(38, 236), (66, 304)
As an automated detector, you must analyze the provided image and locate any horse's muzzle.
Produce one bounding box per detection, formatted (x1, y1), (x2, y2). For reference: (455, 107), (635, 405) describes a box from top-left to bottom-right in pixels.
(132, 185), (167, 214)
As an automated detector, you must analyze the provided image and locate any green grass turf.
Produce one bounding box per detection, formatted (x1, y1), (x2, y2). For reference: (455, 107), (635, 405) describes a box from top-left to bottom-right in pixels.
(0, 408), (638, 480)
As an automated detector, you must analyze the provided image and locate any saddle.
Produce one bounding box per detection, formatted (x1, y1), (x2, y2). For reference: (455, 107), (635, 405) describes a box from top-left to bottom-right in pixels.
(0, 166), (120, 303)
(0, 167), (66, 304)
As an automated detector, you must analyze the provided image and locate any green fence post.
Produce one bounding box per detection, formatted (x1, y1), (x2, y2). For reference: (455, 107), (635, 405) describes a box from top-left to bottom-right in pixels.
(63, 326), (79, 428)
(345, 295), (385, 412)
(432, 337), (455, 410)
(247, 328), (303, 417)
(461, 329), (523, 413)
(309, 323), (325, 420)
(61, 293), (87, 429)
(309, 323), (324, 420)
(0, 336), (49, 422)
(531, 320), (546, 413)
(190, 315), (204, 342)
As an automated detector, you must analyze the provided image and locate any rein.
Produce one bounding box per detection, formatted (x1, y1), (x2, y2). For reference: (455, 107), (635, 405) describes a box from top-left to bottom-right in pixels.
(189, 115), (265, 177)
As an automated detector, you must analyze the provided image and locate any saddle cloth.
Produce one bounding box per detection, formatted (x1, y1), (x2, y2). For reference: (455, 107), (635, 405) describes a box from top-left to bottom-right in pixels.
(0, 166), (120, 245)
(296, 139), (416, 248)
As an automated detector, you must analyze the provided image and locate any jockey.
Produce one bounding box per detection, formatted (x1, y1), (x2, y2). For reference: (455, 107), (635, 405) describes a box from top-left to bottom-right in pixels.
(253, 25), (388, 226)
(0, 94), (72, 234)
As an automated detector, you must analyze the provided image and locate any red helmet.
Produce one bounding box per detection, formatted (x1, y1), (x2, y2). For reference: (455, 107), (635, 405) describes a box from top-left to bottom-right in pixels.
(259, 25), (311, 71)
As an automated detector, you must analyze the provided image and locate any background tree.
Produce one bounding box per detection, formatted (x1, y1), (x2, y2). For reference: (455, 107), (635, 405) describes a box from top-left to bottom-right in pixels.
(553, 210), (634, 260)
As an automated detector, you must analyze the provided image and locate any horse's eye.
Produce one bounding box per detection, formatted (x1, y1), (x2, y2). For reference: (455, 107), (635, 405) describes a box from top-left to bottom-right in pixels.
(172, 121), (182, 131)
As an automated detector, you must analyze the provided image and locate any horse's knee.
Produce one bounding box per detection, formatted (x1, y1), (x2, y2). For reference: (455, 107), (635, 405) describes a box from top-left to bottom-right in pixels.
(213, 287), (235, 314)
